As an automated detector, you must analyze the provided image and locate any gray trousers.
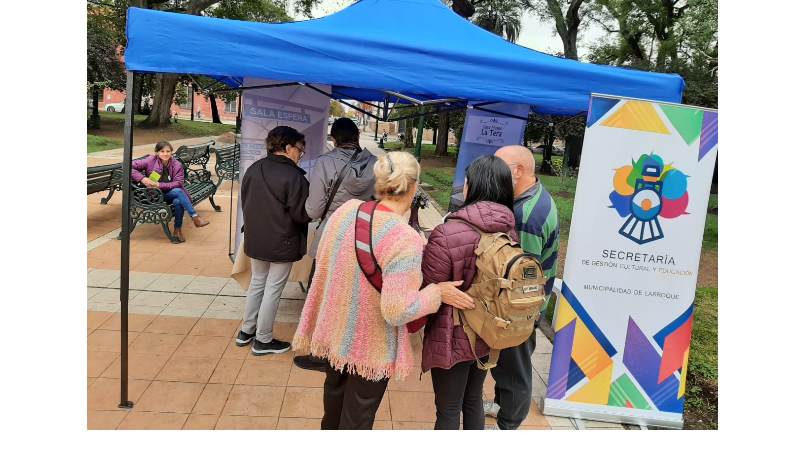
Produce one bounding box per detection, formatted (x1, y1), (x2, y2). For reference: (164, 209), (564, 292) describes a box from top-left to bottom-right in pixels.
(242, 259), (292, 343)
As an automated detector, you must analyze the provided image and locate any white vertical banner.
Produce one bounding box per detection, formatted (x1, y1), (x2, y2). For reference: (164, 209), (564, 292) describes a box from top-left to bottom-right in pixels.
(543, 94), (718, 428)
(234, 78), (331, 259)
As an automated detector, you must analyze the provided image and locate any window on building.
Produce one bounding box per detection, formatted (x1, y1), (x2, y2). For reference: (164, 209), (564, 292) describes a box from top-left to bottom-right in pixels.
(225, 99), (237, 114)
(179, 85), (192, 109)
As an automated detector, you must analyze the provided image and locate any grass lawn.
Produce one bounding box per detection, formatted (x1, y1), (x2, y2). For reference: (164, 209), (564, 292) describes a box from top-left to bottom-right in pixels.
(91, 110), (235, 137)
(87, 135), (124, 153)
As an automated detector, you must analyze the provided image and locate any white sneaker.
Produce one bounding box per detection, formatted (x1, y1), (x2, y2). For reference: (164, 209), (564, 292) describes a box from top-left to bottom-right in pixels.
(483, 401), (500, 419)
(484, 423), (501, 430)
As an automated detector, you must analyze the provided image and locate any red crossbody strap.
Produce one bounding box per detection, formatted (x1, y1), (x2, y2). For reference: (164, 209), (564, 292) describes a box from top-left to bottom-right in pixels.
(355, 201), (383, 292)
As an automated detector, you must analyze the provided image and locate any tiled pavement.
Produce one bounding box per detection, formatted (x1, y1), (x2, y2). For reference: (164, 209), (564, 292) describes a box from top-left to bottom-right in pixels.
(87, 137), (625, 430)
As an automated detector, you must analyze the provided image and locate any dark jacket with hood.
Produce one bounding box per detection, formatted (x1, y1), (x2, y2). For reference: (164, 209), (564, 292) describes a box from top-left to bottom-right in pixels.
(420, 201), (519, 373)
(305, 145), (377, 258)
(241, 152), (312, 263)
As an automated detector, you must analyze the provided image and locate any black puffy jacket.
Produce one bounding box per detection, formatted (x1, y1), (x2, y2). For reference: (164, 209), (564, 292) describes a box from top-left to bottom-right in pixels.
(241, 152), (312, 262)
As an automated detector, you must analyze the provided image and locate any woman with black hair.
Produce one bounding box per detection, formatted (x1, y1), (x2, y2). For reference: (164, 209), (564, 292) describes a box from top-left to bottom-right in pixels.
(419, 154), (518, 430)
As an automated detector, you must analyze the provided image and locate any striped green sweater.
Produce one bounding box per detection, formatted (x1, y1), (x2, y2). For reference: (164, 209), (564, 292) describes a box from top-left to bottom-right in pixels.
(513, 181), (560, 314)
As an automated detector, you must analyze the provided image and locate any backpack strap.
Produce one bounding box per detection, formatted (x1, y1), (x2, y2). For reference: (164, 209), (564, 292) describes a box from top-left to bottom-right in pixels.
(455, 308), (499, 371)
(355, 201), (383, 292)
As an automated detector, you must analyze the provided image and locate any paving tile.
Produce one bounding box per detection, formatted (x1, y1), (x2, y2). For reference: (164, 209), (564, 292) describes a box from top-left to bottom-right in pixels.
(221, 385), (285, 417)
(97, 313), (157, 332)
(174, 335), (230, 359)
(207, 295), (246, 312)
(87, 287), (102, 300)
(281, 283), (307, 300)
(550, 426), (578, 430)
(135, 380), (205, 413)
(519, 425), (552, 430)
(87, 330), (139, 353)
(272, 322), (298, 341)
(88, 377), (97, 388)
(532, 371), (548, 399)
(89, 288), (131, 305)
(219, 279), (246, 297)
(190, 318), (241, 337)
(235, 360), (292, 386)
(392, 421), (435, 430)
(274, 313), (301, 323)
(87, 410), (130, 430)
(531, 353), (552, 374)
(221, 338), (251, 360)
(280, 387), (325, 419)
(192, 384), (233, 415)
(160, 307), (207, 318)
(521, 402), (551, 427)
(373, 420), (393, 430)
(129, 291), (179, 308)
(244, 347), (296, 362)
(117, 411), (189, 430)
(88, 351), (120, 378)
(87, 311), (115, 329)
(87, 269), (121, 288)
(146, 274), (197, 292)
(209, 358), (245, 384)
(183, 414), (220, 430)
(276, 417), (321, 430)
(156, 356), (221, 383)
(169, 292), (216, 309)
(100, 353), (170, 380)
(108, 272), (161, 290)
(128, 332), (186, 356)
(286, 363), (326, 388)
(216, 415), (278, 430)
(388, 368), (433, 392)
(535, 330), (554, 353)
(87, 302), (122, 313)
(581, 420), (625, 429)
(544, 415), (576, 428)
(183, 276), (228, 295)
(87, 377), (151, 411)
(277, 298), (304, 316)
(202, 310), (244, 320)
(387, 391), (436, 423)
(143, 315), (199, 335)
(128, 305), (165, 315)
(375, 392), (391, 421)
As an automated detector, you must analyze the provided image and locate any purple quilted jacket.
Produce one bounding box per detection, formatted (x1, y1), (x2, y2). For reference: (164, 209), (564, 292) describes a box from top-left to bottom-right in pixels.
(420, 201), (519, 373)
(131, 155), (191, 201)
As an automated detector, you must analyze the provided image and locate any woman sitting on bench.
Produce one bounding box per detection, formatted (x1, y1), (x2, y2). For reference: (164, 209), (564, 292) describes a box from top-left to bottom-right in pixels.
(131, 141), (210, 242)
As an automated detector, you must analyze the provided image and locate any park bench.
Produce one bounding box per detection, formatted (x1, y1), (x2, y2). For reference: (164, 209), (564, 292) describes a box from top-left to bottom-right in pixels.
(87, 162), (124, 205)
(175, 140), (215, 172)
(210, 143), (240, 189)
(120, 157), (220, 244)
(87, 156), (147, 204)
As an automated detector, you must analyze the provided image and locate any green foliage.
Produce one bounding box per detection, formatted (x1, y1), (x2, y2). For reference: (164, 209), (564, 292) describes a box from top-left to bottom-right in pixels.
(471, 0), (523, 43)
(87, 135), (124, 153)
(688, 287), (718, 381)
(206, 0), (292, 22)
(87, 5), (126, 92)
(171, 120), (236, 136)
(420, 167), (456, 211)
(330, 101), (345, 118)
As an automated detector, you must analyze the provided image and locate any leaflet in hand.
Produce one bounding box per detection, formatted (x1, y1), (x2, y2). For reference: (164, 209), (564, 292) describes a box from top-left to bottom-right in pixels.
(148, 172), (161, 182)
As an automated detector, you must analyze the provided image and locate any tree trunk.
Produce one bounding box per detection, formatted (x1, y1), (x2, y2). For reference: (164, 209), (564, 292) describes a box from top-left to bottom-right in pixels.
(89, 88), (101, 129)
(143, 73), (180, 127)
(209, 94), (222, 123)
(434, 113), (450, 157)
(404, 119), (414, 147)
(431, 126), (437, 145)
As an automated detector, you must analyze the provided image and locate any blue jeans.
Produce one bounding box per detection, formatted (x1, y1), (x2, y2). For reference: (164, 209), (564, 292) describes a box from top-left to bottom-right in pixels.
(163, 188), (196, 228)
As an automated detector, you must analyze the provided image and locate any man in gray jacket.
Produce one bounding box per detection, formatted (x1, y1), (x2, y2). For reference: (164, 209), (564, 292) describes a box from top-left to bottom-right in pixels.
(293, 117), (377, 372)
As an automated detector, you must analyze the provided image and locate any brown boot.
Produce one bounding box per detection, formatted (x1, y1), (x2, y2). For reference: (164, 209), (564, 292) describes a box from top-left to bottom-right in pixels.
(192, 216), (210, 228)
(173, 227), (186, 243)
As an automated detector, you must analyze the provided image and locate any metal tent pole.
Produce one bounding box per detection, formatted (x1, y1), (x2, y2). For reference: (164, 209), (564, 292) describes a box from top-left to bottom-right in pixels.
(414, 106), (426, 162)
(118, 70), (136, 409)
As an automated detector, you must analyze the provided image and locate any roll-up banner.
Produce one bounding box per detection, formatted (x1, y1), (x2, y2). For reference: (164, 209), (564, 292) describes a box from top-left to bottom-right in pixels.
(234, 78), (331, 257)
(543, 94), (718, 428)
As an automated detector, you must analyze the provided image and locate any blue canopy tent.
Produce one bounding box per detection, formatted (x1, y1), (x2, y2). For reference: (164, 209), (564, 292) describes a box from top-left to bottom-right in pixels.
(113, 0), (685, 408)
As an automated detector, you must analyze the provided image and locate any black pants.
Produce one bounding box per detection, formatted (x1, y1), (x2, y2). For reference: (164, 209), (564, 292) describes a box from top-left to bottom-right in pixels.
(321, 360), (389, 430)
(490, 330), (537, 430)
(430, 360), (487, 430)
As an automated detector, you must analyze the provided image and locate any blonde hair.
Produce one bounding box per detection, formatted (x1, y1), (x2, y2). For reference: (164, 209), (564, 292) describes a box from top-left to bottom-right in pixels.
(374, 152), (420, 199)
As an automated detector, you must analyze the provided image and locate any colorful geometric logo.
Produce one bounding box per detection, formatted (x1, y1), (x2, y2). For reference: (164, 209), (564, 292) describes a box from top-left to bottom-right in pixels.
(609, 153), (689, 244)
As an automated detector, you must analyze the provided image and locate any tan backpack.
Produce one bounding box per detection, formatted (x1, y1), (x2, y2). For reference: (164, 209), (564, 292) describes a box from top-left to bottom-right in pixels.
(449, 219), (547, 370)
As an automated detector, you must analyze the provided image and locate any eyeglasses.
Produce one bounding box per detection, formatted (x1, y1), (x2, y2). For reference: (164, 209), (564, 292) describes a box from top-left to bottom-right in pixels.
(293, 144), (305, 159)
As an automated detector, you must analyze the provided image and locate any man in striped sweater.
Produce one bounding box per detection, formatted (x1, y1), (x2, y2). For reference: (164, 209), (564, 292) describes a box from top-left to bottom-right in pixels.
(484, 145), (560, 430)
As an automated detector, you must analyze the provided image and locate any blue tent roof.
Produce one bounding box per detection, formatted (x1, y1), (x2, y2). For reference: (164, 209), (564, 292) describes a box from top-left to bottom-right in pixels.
(124, 0), (685, 116)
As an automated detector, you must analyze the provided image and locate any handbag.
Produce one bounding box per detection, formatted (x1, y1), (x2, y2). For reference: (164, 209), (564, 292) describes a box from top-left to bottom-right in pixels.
(354, 201), (428, 334)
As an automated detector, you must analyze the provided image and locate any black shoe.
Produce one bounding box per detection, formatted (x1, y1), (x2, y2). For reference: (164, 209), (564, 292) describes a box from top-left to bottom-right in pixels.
(236, 330), (256, 347)
(293, 355), (328, 372)
(251, 338), (291, 356)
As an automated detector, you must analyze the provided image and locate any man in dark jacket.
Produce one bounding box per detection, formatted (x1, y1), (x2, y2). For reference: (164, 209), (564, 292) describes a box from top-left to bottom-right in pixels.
(484, 145), (560, 430)
(293, 117), (377, 371)
(236, 126), (312, 356)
